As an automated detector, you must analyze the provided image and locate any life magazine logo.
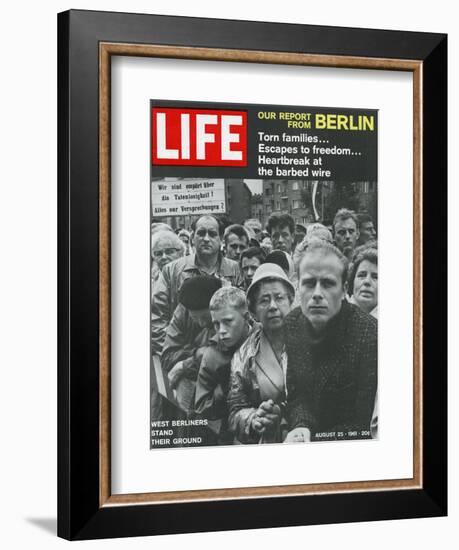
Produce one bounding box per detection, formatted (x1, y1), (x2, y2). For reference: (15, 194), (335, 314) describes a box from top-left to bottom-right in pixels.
(151, 107), (248, 167)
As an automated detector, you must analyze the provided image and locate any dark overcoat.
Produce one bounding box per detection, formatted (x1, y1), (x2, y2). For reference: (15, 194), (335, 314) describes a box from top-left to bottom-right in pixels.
(285, 300), (377, 441)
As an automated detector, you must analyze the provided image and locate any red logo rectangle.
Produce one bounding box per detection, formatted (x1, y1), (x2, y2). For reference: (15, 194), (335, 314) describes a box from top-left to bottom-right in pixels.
(152, 107), (247, 167)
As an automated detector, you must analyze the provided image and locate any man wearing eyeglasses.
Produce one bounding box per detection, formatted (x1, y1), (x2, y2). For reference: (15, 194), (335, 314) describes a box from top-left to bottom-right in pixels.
(152, 214), (243, 354)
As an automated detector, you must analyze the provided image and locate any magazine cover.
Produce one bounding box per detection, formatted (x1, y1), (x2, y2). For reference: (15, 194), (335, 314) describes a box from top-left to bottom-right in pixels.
(150, 100), (378, 449)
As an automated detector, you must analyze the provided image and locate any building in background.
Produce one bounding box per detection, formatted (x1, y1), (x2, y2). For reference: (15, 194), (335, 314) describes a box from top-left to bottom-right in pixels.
(261, 179), (316, 228)
(250, 193), (264, 222)
(225, 179), (252, 224)
(258, 179), (376, 229)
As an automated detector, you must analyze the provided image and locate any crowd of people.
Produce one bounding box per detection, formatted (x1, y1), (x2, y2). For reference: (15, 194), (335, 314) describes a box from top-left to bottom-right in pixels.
(151, 208), (378, 445)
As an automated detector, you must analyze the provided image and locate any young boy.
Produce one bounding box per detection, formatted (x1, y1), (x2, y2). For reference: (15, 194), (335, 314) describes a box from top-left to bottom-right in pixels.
(194, 287), (252, 440)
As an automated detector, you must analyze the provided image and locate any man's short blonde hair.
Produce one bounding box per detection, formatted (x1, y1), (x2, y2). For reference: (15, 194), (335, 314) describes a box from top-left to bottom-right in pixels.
(296, 238), (349, 285)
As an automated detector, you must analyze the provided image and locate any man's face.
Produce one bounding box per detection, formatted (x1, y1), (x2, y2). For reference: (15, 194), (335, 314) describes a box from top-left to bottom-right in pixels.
(271, 225), (294, 253)
(189, 308), (213, 329)
(245, 220), (262, 242)
(151, 236), (183, 270)
(241, 256), (261, 287)
(211, 306), (247, 349)
(225, 232), (248, 261)
(194, 217), (221, 259)
(294, 228), (307, 247)
(178, 233), (190, 247)
(334, 218), (359, 258)
(359, 221), (376, 244)
(298, 250), (346, 333)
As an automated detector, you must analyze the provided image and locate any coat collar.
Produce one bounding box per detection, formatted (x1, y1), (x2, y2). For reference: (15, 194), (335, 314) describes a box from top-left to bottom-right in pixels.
(289, 301), (351, 396)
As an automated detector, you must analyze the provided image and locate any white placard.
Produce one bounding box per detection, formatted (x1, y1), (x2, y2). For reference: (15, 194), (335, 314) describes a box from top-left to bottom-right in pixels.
(111, 56), (413, 495)
(151, 178), (226, 217)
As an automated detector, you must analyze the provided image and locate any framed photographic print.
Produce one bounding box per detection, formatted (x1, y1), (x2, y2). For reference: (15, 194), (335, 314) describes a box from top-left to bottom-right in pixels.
(57, 9), (447, 540)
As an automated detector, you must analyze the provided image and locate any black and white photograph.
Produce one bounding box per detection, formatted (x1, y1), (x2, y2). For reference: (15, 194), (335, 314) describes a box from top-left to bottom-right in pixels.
(150, 100), (378, 448)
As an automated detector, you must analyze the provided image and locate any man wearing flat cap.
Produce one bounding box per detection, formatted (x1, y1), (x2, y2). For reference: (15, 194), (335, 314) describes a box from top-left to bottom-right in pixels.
(151, 214), (243, 354)
(161, 276), (223, 414)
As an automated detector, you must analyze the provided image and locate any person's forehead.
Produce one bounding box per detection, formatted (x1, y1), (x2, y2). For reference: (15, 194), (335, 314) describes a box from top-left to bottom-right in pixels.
(335, 217), (357, 230)
(362, 221), (374, 230)
(258, 280), (286, 294)
(246, 220), (261, 227)
(227, 232), (246, 243)
(299, 251), (344, 277)
(358, 259), (377, 271)
(196, 217), (219, 231)
(272, 224), (292, 234)
(211, 305), (240, 318)
(242, 256), (261, 266)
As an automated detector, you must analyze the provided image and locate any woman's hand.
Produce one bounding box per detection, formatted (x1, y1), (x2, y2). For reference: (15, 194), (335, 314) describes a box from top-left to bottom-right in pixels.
(251, 399), (281, 434)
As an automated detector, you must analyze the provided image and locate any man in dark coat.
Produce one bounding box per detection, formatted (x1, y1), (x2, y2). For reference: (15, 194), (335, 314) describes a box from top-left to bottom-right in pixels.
(284, 239), (377, 443)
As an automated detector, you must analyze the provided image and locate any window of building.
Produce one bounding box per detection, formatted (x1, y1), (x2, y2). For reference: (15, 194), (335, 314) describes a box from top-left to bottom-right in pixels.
(292, 181), (299, 190)
(292, 199), (300, 209)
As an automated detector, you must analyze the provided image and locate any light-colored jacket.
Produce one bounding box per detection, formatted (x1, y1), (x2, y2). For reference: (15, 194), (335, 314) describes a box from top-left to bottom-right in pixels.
(227, 325), (263, 443)
(228, 325), (287, 444)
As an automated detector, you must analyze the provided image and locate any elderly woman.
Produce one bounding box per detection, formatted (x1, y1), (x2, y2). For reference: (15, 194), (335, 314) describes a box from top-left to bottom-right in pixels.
(348, 245), (378, 439)
(227, 263), (295, 444)
(151, 229), (186, 285)
(348, 245), (378, 318)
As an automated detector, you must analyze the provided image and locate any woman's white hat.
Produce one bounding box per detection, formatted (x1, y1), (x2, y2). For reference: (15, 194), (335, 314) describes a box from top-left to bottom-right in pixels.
(246, 262), (295, 303)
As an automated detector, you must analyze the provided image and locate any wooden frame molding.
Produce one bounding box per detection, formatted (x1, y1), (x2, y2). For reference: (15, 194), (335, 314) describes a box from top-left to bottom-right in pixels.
(99, 42), (423, 507)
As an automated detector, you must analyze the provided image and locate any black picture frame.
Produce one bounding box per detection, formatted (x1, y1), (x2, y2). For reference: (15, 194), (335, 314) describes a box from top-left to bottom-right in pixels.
(58, 9), (447, 540)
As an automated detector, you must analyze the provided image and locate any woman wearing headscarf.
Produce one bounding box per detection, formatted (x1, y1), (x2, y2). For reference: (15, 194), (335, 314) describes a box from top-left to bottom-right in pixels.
(227, 263), (295, 443)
